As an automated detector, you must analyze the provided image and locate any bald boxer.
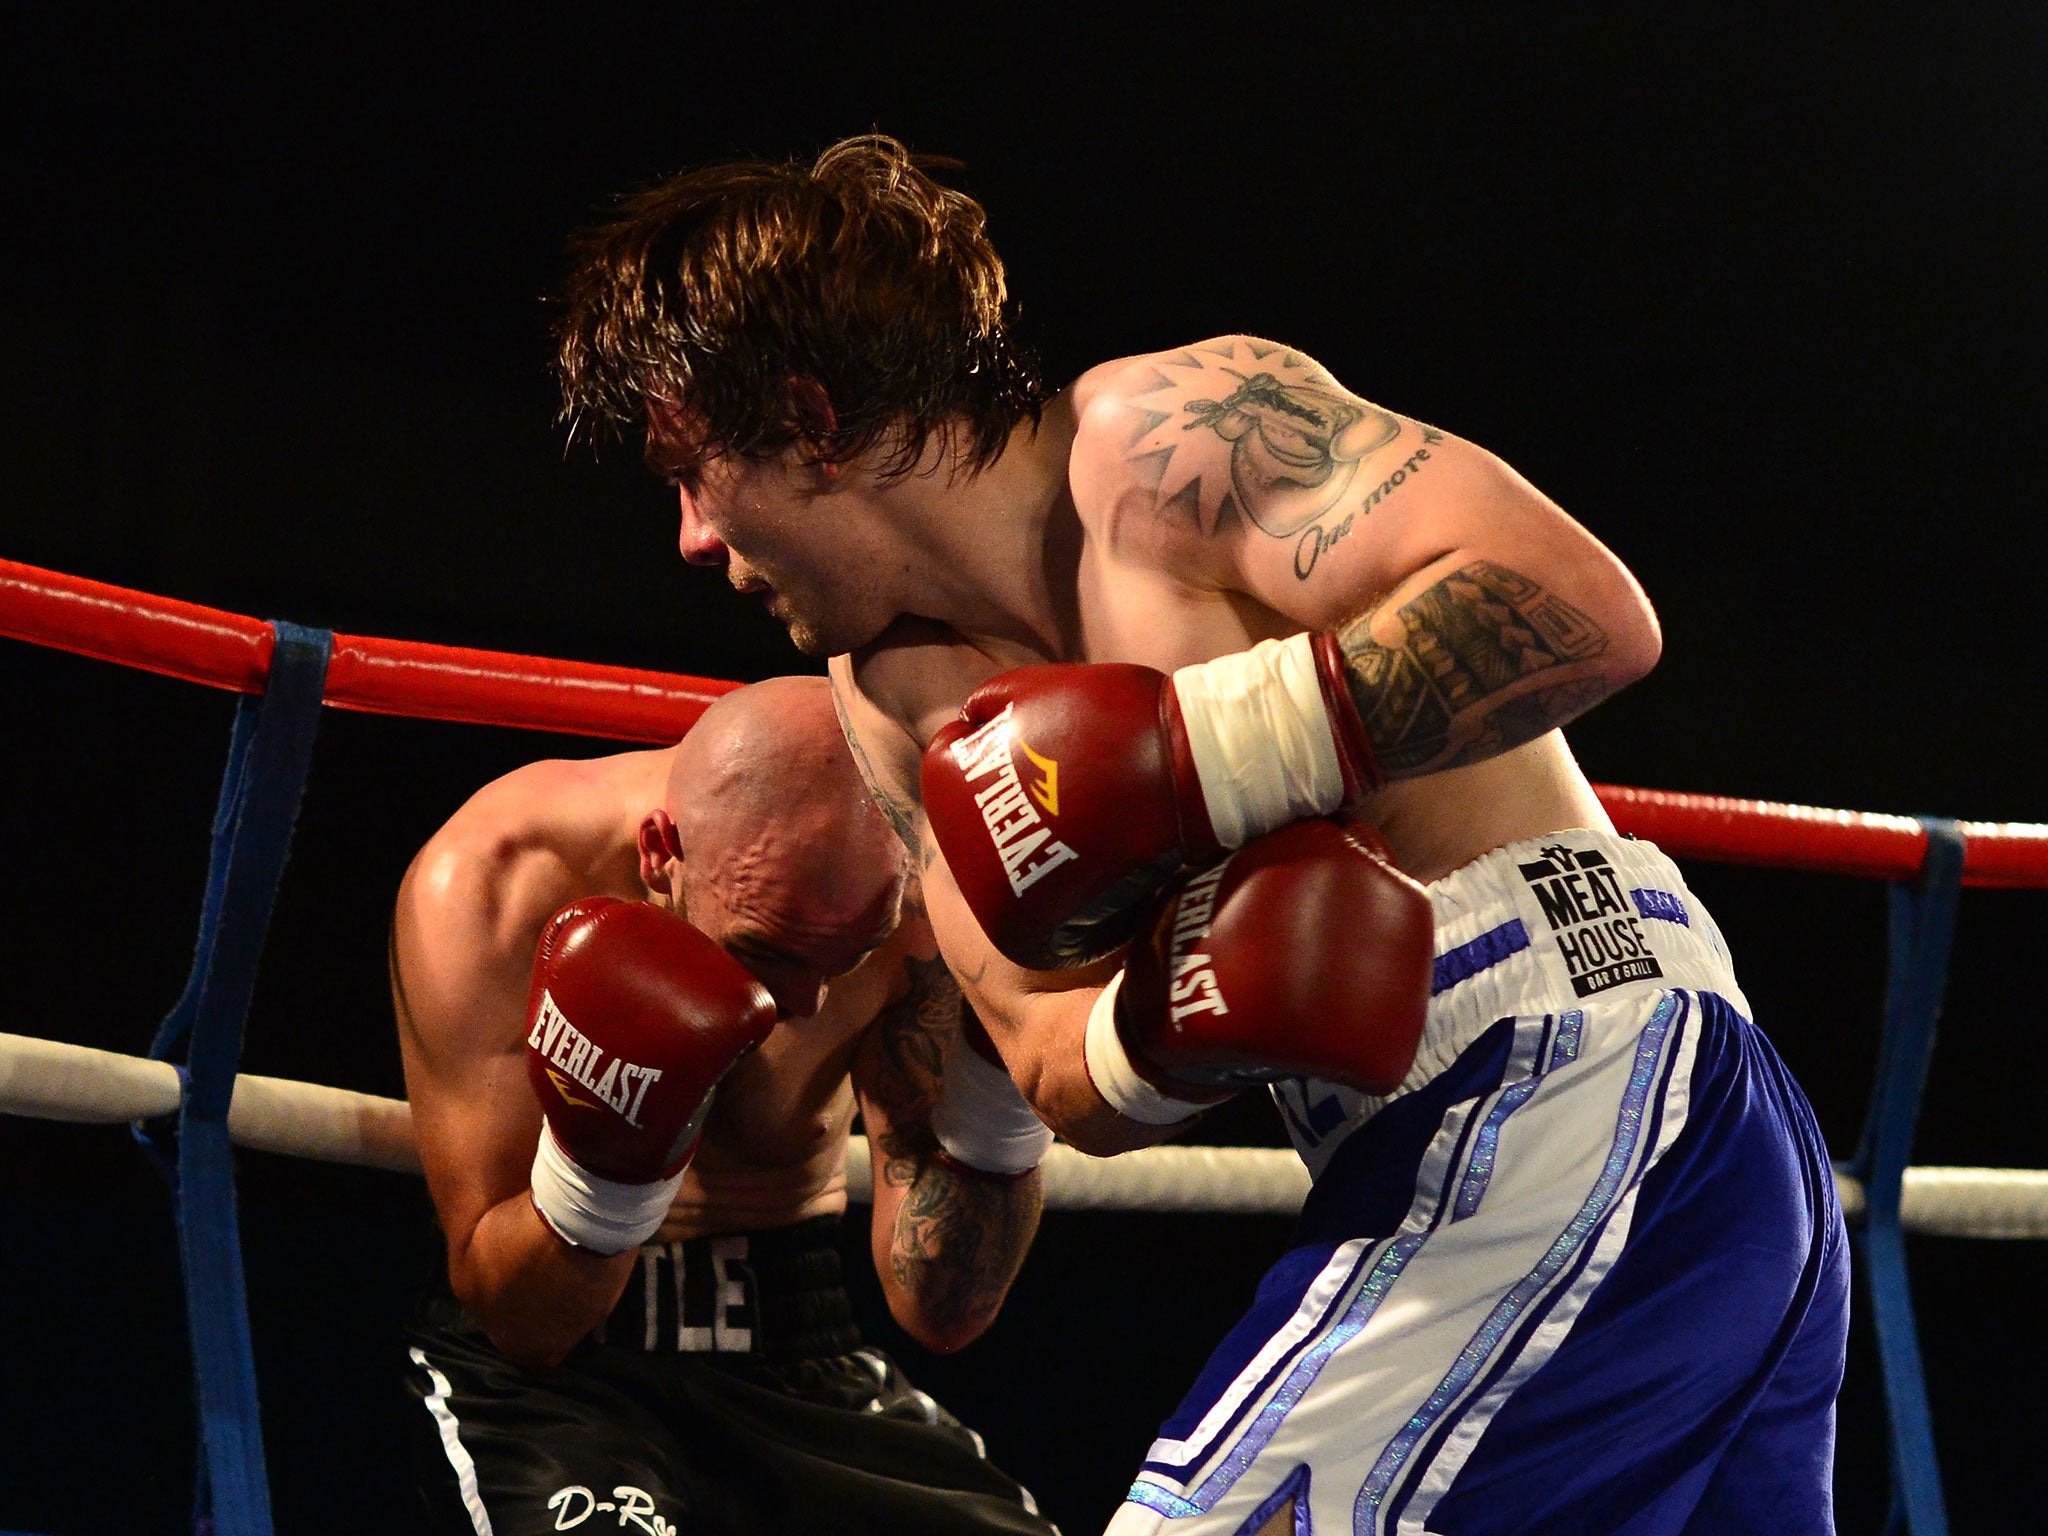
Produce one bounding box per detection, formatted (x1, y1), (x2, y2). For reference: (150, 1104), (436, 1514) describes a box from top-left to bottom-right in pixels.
(554, 138), (1848, 1535)
(392, 677), (1056, 1536)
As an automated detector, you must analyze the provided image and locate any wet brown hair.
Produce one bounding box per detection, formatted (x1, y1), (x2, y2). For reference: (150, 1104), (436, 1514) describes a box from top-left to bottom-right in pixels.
(556, 134), (1044, 479)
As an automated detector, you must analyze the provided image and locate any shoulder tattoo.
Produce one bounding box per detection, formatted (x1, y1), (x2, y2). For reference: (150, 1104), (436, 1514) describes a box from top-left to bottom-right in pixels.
(1120, 339), (1401, 540)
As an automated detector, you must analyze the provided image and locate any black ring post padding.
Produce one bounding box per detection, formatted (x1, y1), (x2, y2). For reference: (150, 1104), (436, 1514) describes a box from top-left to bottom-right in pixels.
(144, 620), (332, 1536)
(1842, 816), (1965, 1536)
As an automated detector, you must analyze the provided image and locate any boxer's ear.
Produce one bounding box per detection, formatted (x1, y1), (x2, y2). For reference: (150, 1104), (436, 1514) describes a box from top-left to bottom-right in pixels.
(637, 810), (685, 893)
(786, 375), (840, 482)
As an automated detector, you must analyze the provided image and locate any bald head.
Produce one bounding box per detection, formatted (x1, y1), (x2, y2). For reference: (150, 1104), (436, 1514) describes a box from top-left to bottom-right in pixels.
(656, 677), (908, 1017)
(666, 676), (895, 878)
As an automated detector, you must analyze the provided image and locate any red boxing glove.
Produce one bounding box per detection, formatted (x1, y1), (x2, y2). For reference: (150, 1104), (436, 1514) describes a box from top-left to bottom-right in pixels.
(525, 898), (775, 1252)
(1083, 818), (1433, 1125)
(921, 636), (1378, 971)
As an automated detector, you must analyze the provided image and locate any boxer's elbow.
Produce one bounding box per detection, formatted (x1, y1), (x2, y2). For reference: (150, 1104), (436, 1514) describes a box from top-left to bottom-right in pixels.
(483, 1315), (580, 1372)
(891, 1294), (999, 1356)
(878, 1245), (1005, 1355)
(468, 1280), (595, 1370)
(1603, 575), (1662, 692)
(1519, 547), (1662, 720)
(448, 1235), (598, 1371)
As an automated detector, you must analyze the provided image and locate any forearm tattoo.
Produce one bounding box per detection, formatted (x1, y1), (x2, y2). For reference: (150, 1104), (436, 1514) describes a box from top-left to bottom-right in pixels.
(1339, 560), (1613, 775)
(862, 959), (1038, 1335)
(887, 1156), (1040, 1341)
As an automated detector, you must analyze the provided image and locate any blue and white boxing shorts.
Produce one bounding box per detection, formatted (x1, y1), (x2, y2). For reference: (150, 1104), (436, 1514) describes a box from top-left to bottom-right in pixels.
(1108, 830), (1848, 1536)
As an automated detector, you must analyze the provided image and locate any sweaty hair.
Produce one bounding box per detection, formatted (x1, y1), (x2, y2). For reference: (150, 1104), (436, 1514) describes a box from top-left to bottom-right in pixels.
(556, 134), (1045, 479)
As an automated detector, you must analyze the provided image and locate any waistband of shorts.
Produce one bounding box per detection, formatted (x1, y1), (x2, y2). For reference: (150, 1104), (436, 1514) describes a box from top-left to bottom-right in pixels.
(1396, 828), (1744, 1096)
(595, 1213), (860, 1361)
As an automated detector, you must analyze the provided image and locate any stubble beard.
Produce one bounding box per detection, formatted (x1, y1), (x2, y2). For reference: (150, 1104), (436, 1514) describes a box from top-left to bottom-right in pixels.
(782, 617), (829, 657)
(774, 590), (883, 658)
(772, 598), (839, 658)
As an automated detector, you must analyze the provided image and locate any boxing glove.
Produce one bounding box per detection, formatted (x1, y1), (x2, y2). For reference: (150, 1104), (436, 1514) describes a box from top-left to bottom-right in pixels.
(1082, 818), (1433, 1125)
(921, 635), (1379, 970)
(525, 898), (776, 1252)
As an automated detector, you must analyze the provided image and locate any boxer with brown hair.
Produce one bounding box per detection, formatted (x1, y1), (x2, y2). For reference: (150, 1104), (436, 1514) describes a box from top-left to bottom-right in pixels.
(554, 137), (1848, 1536)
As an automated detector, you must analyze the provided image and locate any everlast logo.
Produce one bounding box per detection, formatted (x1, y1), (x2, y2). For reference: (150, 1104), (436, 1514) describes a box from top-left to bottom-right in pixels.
(948, 705), (1081, 896)
(1165, 861), (1231, 1023)
(1517, 844), (1663, 998)
(528, 991), (666, 1126)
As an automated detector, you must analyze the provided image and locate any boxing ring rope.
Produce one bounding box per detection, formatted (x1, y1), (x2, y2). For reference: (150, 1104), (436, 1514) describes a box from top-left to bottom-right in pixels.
(5, 558), (2046, 1536)
(10, 1034), (2048, 1235)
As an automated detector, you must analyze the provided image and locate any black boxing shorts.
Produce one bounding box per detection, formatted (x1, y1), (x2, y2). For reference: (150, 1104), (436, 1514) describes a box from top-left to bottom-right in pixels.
(403, 1216), (1053, 1536)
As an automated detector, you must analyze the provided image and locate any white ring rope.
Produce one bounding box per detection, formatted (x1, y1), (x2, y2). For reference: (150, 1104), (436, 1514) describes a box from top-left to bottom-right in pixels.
(0, 1033), (421, 1174)
(6, 1032), (2046, 1238)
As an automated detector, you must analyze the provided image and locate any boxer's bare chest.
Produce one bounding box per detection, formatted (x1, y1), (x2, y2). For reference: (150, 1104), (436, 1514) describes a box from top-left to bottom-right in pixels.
(661, 949), (892, 1238)
(844, 475), (1292, 793)
(849, 470), (1608, 885)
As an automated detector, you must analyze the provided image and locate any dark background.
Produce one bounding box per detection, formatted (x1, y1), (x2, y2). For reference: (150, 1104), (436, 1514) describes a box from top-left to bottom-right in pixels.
(3, 7), (2043, 1533)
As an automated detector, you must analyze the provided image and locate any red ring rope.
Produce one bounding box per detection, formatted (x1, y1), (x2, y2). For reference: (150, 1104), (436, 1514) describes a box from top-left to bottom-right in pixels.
(2, 558), (738, 743)
(5, 557), (2044, 887)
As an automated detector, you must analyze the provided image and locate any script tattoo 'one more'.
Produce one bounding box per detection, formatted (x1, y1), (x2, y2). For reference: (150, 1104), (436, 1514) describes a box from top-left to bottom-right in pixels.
(1338, 560), (1612, 776)
(1292, 424), (1444, 581)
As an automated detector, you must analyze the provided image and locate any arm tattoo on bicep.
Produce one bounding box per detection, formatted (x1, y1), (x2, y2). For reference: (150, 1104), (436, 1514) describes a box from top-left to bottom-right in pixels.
(863, 956), (954, 1167)
(862, 958), (1039, 1334)
(1292, 425), (1445, 581)
(1338, 560), (1613, 775)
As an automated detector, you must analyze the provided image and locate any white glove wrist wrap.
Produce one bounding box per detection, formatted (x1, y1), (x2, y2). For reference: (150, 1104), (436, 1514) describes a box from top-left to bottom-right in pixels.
(1171, 633), (1347, 849)
(529, 1120), (684, 1254)
(1083, 971), (1207, 1126)
(929, 1036), (1054, 1175)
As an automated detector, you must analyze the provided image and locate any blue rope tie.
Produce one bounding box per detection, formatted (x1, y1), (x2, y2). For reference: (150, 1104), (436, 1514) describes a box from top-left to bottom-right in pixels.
(1842, 816), (1964, 1536)
(136, 621), (332, 1536)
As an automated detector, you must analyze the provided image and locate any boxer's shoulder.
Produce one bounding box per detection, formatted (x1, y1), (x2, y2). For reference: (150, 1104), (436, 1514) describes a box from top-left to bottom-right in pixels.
(1072, 334), (1341, 409)
(401, 755), (643, 989)
(1069, 337), (1358, 466)
(1068, 337), (1373, 586)
(1069, 338), (1270, 514)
